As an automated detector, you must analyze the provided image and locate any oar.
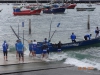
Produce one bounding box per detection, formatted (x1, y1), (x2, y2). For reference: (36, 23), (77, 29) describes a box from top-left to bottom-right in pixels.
(49, 30), (56, 42)
(10, 25), (28, 42)
(49, 23), (60, 42)
(48, 14), (53, 41)
(10, 25), (19, 40)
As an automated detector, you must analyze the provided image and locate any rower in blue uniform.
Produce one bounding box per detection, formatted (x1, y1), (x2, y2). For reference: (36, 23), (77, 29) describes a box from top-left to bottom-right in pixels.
(84, 34), (92, 40)
(15, 40), (19, 58)
(57, 41), (62, 52)
(42, 43), (48, 58)
(95, 27), (100, 38)
(2, 40), (8, 61)
(43, 38), (49, 54)
(32, 40), (37, 57)
(43, 38), (48, 43)
(70, 32), (76, 43)
(16, 40), (24, 62)
(29, 40), (33, 57)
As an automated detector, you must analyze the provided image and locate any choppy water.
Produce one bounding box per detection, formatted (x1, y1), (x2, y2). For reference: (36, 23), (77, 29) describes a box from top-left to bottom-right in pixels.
(0, 3), (100, 70)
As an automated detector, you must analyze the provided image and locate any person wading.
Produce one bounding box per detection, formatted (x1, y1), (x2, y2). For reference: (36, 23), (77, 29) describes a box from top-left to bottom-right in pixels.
(2, 40), (8, 61)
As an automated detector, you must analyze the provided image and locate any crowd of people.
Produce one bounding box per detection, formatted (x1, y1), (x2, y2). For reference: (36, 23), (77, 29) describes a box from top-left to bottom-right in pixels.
(2, 27), (100, 62)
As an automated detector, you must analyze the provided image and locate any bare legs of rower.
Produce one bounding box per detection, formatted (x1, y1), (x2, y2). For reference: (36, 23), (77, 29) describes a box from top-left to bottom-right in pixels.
(18, 52), (24, 63)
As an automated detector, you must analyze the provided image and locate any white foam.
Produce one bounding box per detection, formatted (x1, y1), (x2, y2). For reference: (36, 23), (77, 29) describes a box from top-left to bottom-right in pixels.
(64, 57), (100, 70)
(23, 49), (100, 70)
(24, 48), (29, 56)
(48, 52), (67, 61)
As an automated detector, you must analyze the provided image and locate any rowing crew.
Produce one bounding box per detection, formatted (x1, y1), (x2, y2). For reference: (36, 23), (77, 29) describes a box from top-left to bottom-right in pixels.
(2, 27), (99, 62)
(2, 38), (62, 62)
(70, 26), (100, 42)
(28, 38), (62, 59)
(70, 33), (92, 43)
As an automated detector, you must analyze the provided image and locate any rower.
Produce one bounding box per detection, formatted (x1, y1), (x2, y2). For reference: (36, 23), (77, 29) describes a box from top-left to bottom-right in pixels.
(95, 27), (100, 38)
(32, 40), (37, 57)
(43, 38), (49, 54)
(28, 40), (33, 57)
(70, 32), (76, 43)
(84, 34), (92, 40)
(43, 38), (48, 43)
(42, 42), (48, 58)
(57, 41), (62, 53)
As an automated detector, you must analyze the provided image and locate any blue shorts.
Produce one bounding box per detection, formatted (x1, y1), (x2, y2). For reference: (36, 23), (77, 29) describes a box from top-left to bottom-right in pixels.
(18, 51), (23, 57)
(58, 49), (61, 52)
(29, 49), (32, 52)
(33, 48), (37, 52)
(42, 50), (47, 54)
(3, 51), (7, 56)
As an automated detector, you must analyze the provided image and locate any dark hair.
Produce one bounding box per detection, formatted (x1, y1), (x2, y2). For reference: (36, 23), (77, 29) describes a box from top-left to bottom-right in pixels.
(96, 27), (98, 28)
(16, 40), (19, 42)
(90, 34), (92, 36)
(44, 38), (47, 41)
(34, 40), (36, 42)
(31, 40), (33, 42)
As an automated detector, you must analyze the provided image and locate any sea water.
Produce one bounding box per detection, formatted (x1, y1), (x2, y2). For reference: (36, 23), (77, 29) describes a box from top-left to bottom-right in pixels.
(0, 3), (100, 70)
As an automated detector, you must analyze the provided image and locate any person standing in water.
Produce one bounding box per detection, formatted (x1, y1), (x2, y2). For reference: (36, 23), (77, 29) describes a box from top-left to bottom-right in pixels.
(42, 43), (48, 58)
(57, 41), (62, 53)
(32, 40), (37, 57)
(15, 40), (19, 58)
(2, 40), (8, 61)
(16, 40), (24, 62)
(43, 38), (49, 54)
(29, 40), (33, 57)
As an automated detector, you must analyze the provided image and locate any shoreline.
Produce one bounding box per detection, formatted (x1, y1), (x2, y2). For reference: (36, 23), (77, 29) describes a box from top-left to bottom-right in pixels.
(0, 52), (99, 75)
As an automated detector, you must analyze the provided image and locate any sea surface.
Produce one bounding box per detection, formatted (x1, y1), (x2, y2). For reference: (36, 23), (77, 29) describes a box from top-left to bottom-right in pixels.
(0, 3), (100, 70)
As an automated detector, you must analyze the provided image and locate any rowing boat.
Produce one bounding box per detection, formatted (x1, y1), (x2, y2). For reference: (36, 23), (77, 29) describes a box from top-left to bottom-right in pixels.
(36, 37), (100, 54)
(76, 7), (95, 11)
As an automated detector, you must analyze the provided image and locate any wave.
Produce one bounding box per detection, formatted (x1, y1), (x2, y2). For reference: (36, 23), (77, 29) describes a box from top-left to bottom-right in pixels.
(64, 57), (100, 70)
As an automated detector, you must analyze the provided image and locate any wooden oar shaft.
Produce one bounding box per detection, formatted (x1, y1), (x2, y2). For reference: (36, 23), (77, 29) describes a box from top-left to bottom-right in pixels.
(10, 26), (28, 42)
(10, 25), (19, 40)
(49, 30), (56, 42)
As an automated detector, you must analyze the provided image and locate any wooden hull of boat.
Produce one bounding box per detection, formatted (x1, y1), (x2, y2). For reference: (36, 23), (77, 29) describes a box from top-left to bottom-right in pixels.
(13, 9), (41, 16)
(35, 37), (100, 54)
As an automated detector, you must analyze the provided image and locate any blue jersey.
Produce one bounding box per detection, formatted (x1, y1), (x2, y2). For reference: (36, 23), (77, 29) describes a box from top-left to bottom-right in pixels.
(33, 44), (37, 48)
(84, 35), (91, 40)
(95, 30), (99, 34)
(2, 43), (8, 51)
(43, 40), (48, 44)
(29, 43), (33, 51)
(33, 42), (37, 51)
(70, 34), (76, 40)
(16, 42), (24, 52)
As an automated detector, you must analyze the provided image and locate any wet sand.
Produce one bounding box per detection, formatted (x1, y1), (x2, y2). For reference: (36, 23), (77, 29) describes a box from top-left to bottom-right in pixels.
(0, 51), (42, 66)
